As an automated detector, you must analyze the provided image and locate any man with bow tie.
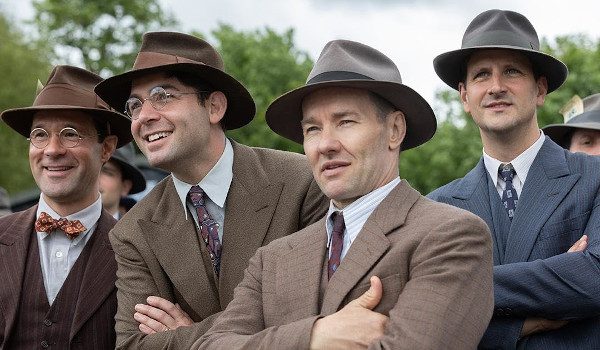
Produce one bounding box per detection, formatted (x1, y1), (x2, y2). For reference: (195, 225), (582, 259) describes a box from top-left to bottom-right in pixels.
(0, 65), (132, 349)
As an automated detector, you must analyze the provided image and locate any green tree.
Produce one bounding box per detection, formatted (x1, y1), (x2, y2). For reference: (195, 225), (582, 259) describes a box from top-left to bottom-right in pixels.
(31, 0), (177, 76)
(401, 34), (600, 195)
(0, 9), (53, 195)
(196, 24), (313, 153)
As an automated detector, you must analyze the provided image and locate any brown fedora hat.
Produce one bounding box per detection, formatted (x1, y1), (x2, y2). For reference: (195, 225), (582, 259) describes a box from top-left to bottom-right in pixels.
(265, 39), (437, 150)
(1, 65), (132, 147)
(95, 32), (255, 130)
(434, 9), (568, 93)
(543, 93), (600, 147)
(110, 142), (146, 194)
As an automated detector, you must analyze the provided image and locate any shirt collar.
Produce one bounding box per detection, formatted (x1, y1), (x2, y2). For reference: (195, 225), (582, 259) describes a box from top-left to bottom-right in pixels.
(326, 177), (401, 246)
(36, 194), (102, 242)
(173, 138), (234, 219)
(483, 130), (545, 186)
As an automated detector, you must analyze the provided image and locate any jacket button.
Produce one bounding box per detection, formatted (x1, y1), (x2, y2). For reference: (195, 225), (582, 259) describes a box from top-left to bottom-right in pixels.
(44, 319), (53, 326)
(41, 340), (49, 348)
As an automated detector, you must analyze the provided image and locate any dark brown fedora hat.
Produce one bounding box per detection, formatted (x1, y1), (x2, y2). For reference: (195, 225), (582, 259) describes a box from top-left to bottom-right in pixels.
(95, 31), (255, 130)
(543, 93), (600, 147)
(266, 39), (437, 150)
(110, 142), (146, 194)
(434, 9), (568, 93)
(1, 65), (132, 148)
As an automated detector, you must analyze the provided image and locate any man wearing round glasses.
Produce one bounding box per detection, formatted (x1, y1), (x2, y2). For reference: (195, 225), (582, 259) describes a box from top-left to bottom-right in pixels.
(94, 32), (328, 349)
(0, 65), (132, 349)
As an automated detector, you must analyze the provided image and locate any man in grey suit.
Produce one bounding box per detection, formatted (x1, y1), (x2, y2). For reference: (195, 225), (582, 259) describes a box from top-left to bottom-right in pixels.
(94, 32), (328, 349)
(428, 9), (600, 349)
(196, 39), (494, 350)
(0, 65), (132, 349)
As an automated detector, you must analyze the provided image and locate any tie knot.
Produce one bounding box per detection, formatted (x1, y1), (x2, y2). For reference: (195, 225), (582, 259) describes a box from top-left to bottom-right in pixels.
(35, 212), (86, 239)
(331, 211), (345, 235)
(499, 163), (516, 182)
(188, 185), (205, 207)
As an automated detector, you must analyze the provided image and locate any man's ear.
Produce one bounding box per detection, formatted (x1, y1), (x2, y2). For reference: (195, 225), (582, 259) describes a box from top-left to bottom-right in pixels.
(101, 135), (118, 163)
(207, 91), (227, 125)
(388, 110), (406, 151)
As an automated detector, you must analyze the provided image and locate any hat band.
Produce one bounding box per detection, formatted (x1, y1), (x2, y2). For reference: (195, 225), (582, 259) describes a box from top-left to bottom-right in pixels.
(133, 51), (204, 70)
(307, 71), (373, 85)
(34, 84), (109, 110)
(463, 30), (537, 50)
(568, 111), (600, 125)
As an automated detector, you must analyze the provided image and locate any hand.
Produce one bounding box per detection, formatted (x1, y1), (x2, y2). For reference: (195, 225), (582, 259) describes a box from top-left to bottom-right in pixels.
(309, 276), (389, 350)
(134, 296), (194, 334)
(567, 235), (587, 253)
(520, 317), (568, 337)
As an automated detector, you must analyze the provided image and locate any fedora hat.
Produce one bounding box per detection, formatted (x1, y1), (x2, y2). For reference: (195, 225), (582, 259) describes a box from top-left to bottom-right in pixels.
(1, 65), (132, 147)
(266, 39), (437, 150)
(110, 142), (146, 194)
(434, 9), (568, 93)
(95, 31), (255, 130)
(543, 93), (600, 147)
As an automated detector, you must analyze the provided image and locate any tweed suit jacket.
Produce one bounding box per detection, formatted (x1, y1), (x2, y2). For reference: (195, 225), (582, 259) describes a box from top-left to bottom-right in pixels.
(109, 140), (328, 350)
(0, 205), (118, 349)
(196, 181), (495, 350)
(428, 137), (600, 349)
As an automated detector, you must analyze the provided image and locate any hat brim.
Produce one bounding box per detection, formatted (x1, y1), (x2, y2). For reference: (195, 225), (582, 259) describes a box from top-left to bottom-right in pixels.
(266, 80), (437, 151)
(1, 105), (133, 148)
(95, 63), (255, 130)
(109, 155), (146, 194)
(433, 46), (568, 93)
(543, 111), (600, 146)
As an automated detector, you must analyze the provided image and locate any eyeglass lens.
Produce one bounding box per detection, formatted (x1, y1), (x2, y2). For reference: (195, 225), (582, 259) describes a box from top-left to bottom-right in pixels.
(125, 87), (169, 119)
(28, 127), (83, 149)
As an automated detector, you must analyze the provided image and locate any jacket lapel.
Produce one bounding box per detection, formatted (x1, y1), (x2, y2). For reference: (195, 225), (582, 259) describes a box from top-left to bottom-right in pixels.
(504, 139), (579, 263)
(218, 141), (285, 305)
(0, 206), (37, 335)
(142, 178), (219, 320)
(277, 219), (327, 323)
(70, 211), (117, 339)
(320, 182), (417, 315)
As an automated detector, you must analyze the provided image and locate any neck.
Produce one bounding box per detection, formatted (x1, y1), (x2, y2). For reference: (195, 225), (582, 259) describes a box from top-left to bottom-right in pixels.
(481, 127), (540, 162)
(43, 192), (99, 217)
(174, 133), (226, 184)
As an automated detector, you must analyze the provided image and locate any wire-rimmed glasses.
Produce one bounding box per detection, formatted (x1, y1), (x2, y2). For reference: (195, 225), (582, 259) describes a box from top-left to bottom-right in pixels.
(124, 86), (206, 120)
(28, 127), (87, 149)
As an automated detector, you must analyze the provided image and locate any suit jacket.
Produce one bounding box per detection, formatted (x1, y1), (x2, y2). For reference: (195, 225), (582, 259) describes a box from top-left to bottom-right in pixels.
(110, 140), (329, 350)
(0, 205), (118, 349)
(196, 181), (495, 350)
(428, 137), (600, 349)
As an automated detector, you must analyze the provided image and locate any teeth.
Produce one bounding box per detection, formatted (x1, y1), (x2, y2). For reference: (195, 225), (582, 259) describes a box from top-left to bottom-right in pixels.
(47, 167), (70, 171)
(148, 132), (171, 142)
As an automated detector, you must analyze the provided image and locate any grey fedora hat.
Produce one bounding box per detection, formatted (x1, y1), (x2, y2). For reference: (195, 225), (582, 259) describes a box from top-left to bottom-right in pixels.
(543, 93), (600, 146)
(434, 9), (568, 93)
(266, 39), (437, 150)
(95, 32), (255, 130)
(110, 142), (146, 194)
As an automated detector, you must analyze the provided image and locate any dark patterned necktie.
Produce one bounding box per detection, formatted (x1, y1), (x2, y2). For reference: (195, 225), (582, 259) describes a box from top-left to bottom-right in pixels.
(188, 186), (222, 277)
(328, 212), (345, 280)
(35, 211), (86, 239)
(499, 163), (519, 221)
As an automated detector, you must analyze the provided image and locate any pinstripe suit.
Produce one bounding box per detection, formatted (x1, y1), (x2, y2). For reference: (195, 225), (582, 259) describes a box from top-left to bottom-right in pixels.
(0, 205), (117, 349)
(196, 181), (494, 350)
(428, 137), (600, 349)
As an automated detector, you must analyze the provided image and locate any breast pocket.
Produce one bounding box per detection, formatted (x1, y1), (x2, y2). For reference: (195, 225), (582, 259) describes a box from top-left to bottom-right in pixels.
(534, 211), (589, 258)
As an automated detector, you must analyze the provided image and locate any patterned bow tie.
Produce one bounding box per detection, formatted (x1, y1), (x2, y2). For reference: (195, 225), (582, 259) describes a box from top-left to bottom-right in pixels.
(35, 212), (87, 239)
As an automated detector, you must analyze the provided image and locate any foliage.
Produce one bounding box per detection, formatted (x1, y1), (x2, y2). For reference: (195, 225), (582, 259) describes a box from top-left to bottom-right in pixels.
(0, 11), (53, 194)
(199, 24), (313, 153)
(31, 0), (177, 76)
(403, 34), (600, 195)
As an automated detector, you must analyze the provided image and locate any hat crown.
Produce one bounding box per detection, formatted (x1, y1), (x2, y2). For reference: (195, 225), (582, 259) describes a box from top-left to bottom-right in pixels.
(34, 65), (110, 110)
(133, 32), (225, 72)
(462, 9), (539, 50)
(112, 142), (136, 164)
(307, 40), (402, 85)
(565, 93), (600, 124)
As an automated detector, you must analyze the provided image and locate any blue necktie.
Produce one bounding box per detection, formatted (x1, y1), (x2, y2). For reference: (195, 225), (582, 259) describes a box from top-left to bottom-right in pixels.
(188, 186), (222, 277)
(499, 163), (518, 221)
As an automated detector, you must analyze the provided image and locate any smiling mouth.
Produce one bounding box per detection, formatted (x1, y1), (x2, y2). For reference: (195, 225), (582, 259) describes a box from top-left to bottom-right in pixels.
(45, 166), (71, 171)
(147, 132), (172, 142)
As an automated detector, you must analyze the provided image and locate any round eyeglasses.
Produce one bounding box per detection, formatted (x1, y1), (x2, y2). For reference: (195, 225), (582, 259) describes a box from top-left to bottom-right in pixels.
(124, 86), (207, 120)
(28, 127), (87, 149)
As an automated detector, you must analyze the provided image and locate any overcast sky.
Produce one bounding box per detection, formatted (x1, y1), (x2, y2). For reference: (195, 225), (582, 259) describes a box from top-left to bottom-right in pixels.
(3, 0), (599, 110)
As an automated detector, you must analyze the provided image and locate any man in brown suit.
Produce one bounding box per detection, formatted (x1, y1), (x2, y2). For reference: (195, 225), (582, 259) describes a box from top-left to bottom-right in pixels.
(0, 65), (132, 349)
(196, 40), (494, 349)
(94, 32), (328, 349)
